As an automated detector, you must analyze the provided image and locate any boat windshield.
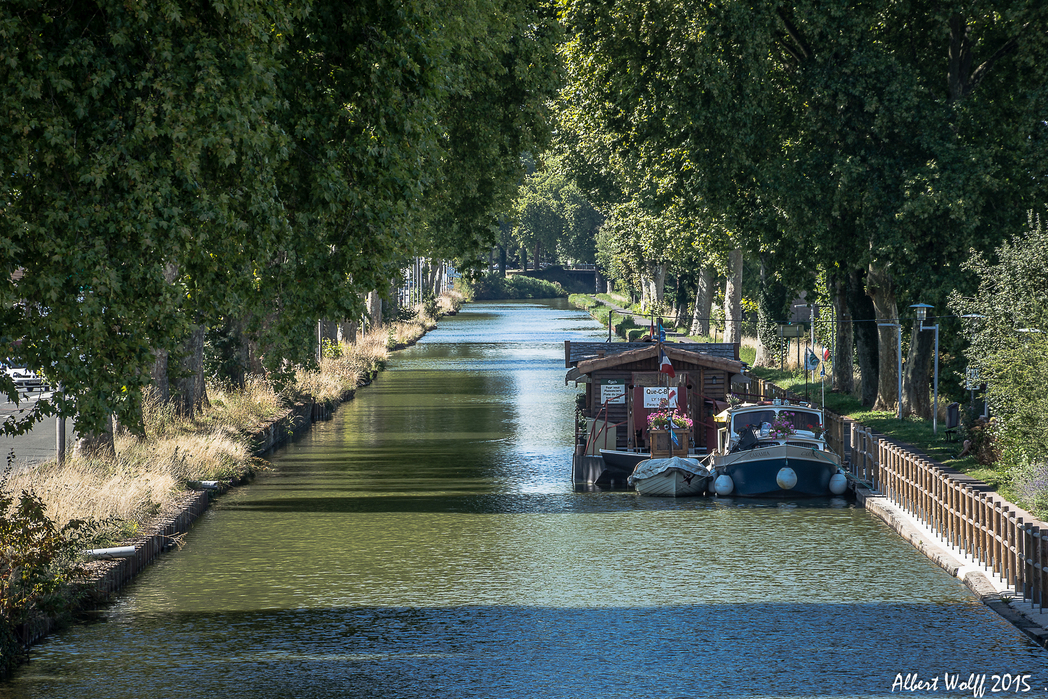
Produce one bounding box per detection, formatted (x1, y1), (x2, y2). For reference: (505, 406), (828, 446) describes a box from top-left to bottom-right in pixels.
(786, 410), (823, 432)
(731, 408), (823, 435)
(731, 410), (777, 435)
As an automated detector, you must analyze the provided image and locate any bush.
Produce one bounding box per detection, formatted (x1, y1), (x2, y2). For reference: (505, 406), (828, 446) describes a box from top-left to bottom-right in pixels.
(470, 274), (567, 300)
(1, 480), (98, 677)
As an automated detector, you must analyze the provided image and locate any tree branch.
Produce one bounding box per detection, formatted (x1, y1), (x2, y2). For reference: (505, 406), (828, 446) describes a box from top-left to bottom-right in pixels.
(965, 23), (1030, 99)
(776, 8), (811, 61)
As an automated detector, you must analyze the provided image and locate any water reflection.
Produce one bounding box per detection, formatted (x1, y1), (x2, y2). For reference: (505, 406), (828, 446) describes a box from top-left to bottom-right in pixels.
(4, 299), (1046, 698)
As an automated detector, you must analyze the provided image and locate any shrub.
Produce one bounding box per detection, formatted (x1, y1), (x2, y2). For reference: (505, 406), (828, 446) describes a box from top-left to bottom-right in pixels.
(470, 274), (566, 300)
(1, 478), (99, 677)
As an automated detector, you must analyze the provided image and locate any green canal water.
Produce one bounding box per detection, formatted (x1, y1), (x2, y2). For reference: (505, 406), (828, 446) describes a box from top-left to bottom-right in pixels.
(4, 299), (1047, 698)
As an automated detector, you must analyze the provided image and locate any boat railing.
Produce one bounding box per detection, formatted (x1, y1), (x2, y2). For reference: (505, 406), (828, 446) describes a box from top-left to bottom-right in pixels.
(584, 399), (629, 455)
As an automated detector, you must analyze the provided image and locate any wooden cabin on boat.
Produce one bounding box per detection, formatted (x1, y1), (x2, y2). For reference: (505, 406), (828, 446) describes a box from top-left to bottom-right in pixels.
(564, 340), (748, 456)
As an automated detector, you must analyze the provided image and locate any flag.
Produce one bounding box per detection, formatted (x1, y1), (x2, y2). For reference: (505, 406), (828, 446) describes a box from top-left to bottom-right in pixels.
(660, 349), (675, 377)
(822, 347), (830, 361)
(649, 316), (655, 340)
(667, 412), (679, 446)
(804, 348), (820, 371)
(658, 322), (666, 342)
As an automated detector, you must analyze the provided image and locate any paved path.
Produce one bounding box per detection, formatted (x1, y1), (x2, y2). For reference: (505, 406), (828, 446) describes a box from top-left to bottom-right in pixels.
(0, 390), (72, 475)
(584, 295), (692, 341)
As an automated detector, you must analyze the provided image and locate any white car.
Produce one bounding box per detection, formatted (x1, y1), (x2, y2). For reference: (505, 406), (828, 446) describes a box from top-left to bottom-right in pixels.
(3, 364), (46, 390)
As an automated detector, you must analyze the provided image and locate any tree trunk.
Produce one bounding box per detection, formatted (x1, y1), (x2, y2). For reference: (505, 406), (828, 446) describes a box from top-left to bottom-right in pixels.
(652, 263), (666, 310)
(754, 255), (789, 368)
(498, 246), (507, 277)
(427, 259), (442, 296)
(172, 324), (208, 417)
(151, 349), (170, 404)
(520, 244), (527, 271)
(866, 262), (899, 412)
(338, 321), (357, 345)
(367, 290), (382, 330)
(73, 414), (114, 459)
(848, 268), (879, 406)
(690, 265), (715, 336)
(534, 242), (540, 271)
(724, 249), (743, 344)
(901, 312), (935, 418)
(831, 271), (854, 394)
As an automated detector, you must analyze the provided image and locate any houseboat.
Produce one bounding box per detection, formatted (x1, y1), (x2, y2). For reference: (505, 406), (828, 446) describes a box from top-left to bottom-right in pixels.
(565, 339), (748, 487)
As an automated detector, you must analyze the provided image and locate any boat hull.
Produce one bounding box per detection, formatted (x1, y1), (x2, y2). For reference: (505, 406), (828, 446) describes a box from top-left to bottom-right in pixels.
(598, 449), (650, 476)
(714, 444), (840, 498)
(633, 468), (708, 497)
(628, 457), (710, 497)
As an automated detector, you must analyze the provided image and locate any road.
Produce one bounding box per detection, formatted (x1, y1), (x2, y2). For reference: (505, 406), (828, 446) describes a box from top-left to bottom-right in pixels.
(0, 389), (73, 475)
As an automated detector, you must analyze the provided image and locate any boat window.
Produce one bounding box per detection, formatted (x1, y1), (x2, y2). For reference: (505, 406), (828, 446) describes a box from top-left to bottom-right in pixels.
(782, 410), (822, 432)
(731, 410), (777, 435)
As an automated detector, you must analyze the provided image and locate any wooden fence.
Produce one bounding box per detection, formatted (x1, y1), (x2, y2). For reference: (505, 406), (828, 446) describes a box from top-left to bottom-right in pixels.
(826, 410), (1048, 608)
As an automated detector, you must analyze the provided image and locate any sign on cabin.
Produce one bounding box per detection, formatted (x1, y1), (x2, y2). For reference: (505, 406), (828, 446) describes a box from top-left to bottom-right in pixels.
(600, 379), (626, 405)
(643, 386), (677, 408)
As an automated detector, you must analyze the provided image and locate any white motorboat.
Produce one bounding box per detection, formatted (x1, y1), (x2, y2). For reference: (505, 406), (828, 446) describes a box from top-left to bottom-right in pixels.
(628, 456), (711, 497)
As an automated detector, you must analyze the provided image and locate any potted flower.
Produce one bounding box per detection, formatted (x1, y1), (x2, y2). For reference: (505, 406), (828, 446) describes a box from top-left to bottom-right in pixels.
(647, 409), (692, 457)
(768, 412), (796, 440)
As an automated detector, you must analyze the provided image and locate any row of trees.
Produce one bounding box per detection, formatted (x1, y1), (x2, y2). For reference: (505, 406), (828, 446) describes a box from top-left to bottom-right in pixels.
(0, 0), (562, 440)
(552, 0), (1048, 418)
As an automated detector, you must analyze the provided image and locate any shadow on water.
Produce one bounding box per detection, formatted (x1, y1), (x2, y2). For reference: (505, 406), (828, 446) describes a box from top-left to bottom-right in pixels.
(224, 490), (861, 515)
(11, 603), (1045, 699)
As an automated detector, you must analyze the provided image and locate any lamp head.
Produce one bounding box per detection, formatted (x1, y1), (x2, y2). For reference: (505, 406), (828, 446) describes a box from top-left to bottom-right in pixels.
(910, 303), (933, 322)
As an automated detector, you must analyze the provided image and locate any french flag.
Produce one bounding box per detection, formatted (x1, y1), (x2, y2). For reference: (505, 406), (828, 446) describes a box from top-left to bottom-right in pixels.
(659, 349), (675, 378)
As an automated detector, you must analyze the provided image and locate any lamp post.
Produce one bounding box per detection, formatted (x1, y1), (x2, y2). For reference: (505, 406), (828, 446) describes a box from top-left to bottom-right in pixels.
(960, 314), (986, 419)
(910, 303), (939, 434)
(877, 321), (903, 420)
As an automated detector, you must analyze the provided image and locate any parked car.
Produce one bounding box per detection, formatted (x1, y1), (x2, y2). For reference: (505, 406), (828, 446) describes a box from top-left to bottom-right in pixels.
(2, 361), (46, 390)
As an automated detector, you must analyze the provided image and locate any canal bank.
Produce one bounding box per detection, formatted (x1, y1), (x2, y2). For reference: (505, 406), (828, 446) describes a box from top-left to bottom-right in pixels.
(856, 484), (1048, 648)
(5, 296), (464, 668)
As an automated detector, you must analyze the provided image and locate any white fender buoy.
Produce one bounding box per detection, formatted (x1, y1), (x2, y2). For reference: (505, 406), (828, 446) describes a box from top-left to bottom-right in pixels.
(776, 467), (798, 490)
(829, 472), (848, 495)
(713, 474), (734, 496)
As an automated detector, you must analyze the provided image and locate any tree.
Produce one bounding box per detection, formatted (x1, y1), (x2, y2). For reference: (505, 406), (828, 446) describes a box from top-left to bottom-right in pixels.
(0, 0), (293, 435)
(950, 212), (1048, 468)
(512, 156), (601, 268)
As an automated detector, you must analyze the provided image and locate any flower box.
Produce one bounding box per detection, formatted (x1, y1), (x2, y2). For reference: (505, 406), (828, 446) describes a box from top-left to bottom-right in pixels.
(649, 428), (690, 458)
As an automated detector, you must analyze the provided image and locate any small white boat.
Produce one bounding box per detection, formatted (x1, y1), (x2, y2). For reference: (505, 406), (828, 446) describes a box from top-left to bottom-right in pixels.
(628, 456), (710, 497)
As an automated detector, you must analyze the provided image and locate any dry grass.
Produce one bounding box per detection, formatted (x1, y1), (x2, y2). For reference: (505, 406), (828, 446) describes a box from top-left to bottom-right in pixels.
(204, 375), (286, 434)
(4, 389), (257, 534)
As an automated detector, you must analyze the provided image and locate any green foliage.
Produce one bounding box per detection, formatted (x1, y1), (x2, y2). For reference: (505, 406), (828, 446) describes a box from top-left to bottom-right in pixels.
(471, 275), (567, 300)
(950, 214), (1048, 473)
(321, 339), (343, 360)
(0, 477), (99, 676)
(512, 155), (601, 265)
(0, 0), (563, 438)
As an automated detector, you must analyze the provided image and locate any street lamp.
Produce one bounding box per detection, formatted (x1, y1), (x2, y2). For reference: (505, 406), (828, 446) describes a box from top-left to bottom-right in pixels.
(960, 314), (985, 417)
(910, 303), (939, 434)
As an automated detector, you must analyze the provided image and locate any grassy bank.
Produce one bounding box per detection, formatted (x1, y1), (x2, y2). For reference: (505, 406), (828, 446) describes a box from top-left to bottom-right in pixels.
(746, 365), (1016, 499)
(0, 290), (465, 675)
(568, 294), (758, 365)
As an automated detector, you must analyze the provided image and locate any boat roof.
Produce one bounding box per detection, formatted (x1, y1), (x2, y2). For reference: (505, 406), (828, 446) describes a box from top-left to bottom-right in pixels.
(564, 340), (739, 367)
(568, 342), (745, 376)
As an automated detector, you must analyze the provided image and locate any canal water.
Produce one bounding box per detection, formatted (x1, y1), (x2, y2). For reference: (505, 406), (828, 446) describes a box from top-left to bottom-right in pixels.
(4, 299), (1047, 698)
